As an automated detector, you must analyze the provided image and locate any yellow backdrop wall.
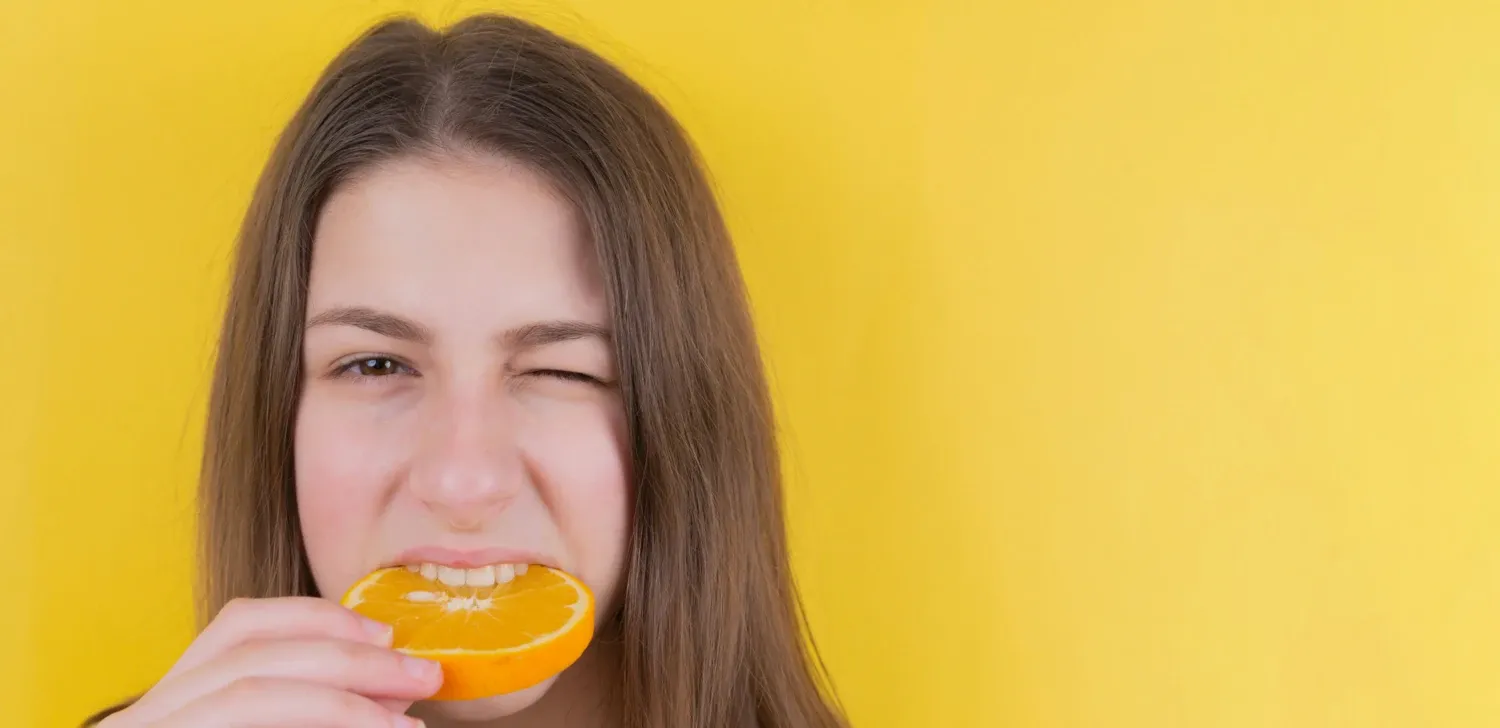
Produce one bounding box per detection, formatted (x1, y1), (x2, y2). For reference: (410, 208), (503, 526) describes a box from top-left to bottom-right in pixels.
(4, 1), (1499, 727)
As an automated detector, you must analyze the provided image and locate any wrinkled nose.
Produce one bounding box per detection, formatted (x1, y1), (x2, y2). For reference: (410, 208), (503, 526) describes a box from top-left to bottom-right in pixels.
(406, 388), (524, 531)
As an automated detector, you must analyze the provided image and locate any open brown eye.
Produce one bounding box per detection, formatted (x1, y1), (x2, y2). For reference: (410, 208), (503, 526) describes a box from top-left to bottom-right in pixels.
(337, 356), (413, 378)
(356, 358), (399, 376)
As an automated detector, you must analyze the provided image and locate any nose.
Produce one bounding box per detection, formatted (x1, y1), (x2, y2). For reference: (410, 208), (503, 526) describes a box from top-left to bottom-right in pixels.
(407, 386), (525, 531)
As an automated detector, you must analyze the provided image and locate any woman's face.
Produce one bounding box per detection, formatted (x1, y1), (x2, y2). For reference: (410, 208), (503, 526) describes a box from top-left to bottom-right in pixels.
(295, 153), (631, 718)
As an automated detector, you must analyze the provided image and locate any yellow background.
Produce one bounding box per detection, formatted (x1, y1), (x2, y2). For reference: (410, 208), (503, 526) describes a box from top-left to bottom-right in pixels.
(4, 1), (1499, 726)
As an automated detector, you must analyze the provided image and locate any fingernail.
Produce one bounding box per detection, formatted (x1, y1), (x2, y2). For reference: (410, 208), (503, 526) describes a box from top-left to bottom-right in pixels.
(392, 716), (424, 728)
(402, 655), (440, 681)
(362, 618), (394, 645)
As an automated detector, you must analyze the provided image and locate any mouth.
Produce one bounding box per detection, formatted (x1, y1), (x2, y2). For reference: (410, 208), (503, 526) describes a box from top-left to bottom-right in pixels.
(384, 546), (561, 588)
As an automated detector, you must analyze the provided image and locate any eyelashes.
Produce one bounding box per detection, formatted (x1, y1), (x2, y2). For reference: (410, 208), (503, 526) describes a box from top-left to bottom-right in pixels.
(527, 369), (606, 386)
(327, 356), (607, 387)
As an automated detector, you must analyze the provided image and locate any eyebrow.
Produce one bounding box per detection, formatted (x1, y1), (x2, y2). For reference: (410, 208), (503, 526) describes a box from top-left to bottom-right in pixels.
(503, 320), (612, 349)
(305, 305), (610, 350)
(306, 306), (431, 343)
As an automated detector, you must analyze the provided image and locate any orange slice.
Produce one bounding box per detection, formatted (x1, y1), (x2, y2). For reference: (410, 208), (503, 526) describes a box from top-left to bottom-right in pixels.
(339, 565), (594, 700)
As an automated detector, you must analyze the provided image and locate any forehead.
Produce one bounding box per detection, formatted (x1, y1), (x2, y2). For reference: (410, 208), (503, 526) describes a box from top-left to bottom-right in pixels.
(307, 153), (606, 328)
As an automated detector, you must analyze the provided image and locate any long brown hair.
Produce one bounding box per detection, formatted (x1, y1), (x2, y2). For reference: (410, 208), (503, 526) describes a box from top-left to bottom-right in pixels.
(86, 13), (844, 728)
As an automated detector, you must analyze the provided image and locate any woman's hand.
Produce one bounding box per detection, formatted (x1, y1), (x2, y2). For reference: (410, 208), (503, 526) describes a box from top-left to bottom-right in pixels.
(100, 596), (440, 727)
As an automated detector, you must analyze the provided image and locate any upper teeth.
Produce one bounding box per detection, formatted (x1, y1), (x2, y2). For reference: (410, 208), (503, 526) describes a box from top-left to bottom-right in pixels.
(404, 563), (531, 587)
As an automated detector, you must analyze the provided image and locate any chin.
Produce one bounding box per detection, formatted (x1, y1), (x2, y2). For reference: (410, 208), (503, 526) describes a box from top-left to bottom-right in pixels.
(418, 677), (559, 722)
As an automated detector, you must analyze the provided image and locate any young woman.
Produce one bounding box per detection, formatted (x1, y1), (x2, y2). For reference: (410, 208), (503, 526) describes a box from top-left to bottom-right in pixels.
(88, 13), (845, 728)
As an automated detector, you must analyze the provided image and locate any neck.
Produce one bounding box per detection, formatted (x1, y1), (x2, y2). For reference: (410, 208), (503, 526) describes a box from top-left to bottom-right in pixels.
(414, 636), (622, 728)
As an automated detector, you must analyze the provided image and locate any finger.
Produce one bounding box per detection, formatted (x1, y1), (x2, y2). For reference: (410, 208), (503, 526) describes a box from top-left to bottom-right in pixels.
(154, 677), (423, 727)
(132, 639), (441, 724)
(377, 697), (417, 715)
(168, 597), (392, 679)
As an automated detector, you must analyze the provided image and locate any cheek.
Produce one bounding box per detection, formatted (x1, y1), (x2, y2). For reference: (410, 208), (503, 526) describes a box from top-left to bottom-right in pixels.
(294, 394), (406, 595)
(521, 397), (632, 615)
